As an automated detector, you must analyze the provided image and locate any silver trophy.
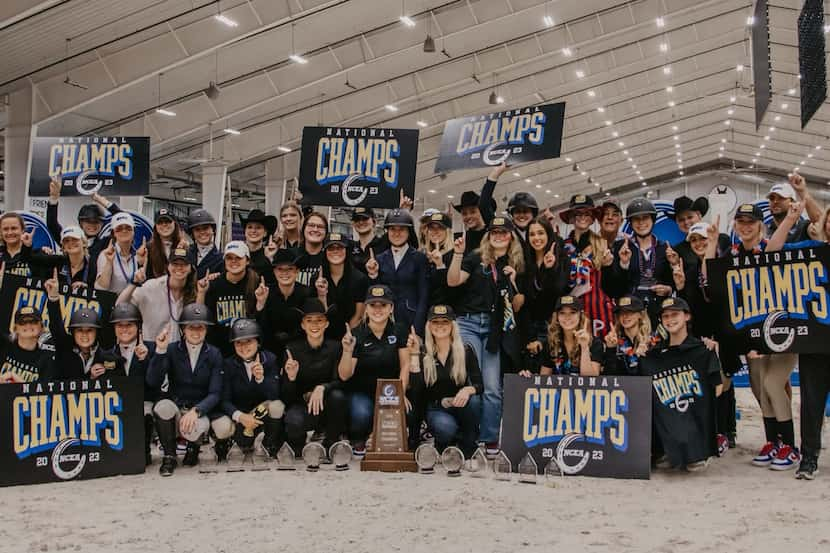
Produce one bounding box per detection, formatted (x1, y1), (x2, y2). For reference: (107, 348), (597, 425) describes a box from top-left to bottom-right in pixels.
(276, 443), (296, 470)
(492, 450), (512, 481)
(467, 447), (488, 477)
(329, 440), (352, 471)
(440, 446), (464, 477)
(415, 444), (439, 474)
(517, 452), (538, 484)
(302, 442), (326, 472)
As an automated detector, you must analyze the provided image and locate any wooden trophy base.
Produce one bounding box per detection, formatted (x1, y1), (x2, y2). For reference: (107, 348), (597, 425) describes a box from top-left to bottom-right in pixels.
(360, 451), (418, 473)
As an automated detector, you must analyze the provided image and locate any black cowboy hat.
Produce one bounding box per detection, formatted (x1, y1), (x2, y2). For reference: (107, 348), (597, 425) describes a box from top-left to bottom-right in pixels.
(670, 196), (709, 220)
(453, 190), (497, 213)
(559, 195), (602, 224)
(239, 209), (278, 236)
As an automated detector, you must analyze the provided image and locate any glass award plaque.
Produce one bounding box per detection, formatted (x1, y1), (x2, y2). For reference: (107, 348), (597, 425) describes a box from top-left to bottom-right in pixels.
(302, 442), (326, 472)
(492, 450), (512, 481)
(468, 447), (488, 477)
(415, 444), (439, 474)
(329, 440), (352, 471)
(440, 446), (464, 477)
(276, 443), (296, 470)
(517, 452), (538, 484)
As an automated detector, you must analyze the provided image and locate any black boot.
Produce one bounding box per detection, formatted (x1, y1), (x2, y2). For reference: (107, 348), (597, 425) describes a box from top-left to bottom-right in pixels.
(214, 439), (231, 462)
(154, 415), (178, 477)
(183, 441), (200, 466)
(144, 415), (154, 466)
(262, 417), (285, 458)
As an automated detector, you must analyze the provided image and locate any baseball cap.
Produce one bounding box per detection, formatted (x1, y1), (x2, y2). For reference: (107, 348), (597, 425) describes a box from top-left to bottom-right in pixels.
(767, 182), (796, 201)
(365, 284), (394, 305)
(224, 241), (250, 258)
(487, 217), (515, 233)
(686, 222), (709, 241)
(351, 207), (375, 221)
(324, 232), (348, 249)
(60, 226), (84, 242)
(614, 295), (645, 313)
(554, 295), (583, 311)
(427, 304), (456, 321)
(14, 306), (42, 325)
(734, 203), (764, 222)
(111, 212), (135, 229)
(658, 297), (691, 314)
(168, 247), (191, 264)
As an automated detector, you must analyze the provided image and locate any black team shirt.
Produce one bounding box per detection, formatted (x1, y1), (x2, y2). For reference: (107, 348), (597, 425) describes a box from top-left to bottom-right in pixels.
(640, 335), (722, 467)
(280, 338), (342, 407)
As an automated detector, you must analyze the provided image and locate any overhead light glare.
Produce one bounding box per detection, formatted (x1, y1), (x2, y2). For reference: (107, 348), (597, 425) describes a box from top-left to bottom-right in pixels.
(399, 15), (416, 27)
(385, 104), (399, 112)
(277, 146), (291, 153)
(224, 128), (241, 135)
(214, 14), (238, 27)
(289, 54), (308, 64)
(155, 108), (176, 117)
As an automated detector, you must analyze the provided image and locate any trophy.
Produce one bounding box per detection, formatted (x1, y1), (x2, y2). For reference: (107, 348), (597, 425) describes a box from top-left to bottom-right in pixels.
(544, 459), (564, 487)
(492, 450), (512, 481)
(329, 440), (352, 471)
(468, 447), (488, 477)
(244, 402), (270, 438)
(518, 452), (538, 484)
(440, 446), (464, 477)
(276, 443), (296, 470)
(415, 444), (439, 474)
(302, 442), (326, 472)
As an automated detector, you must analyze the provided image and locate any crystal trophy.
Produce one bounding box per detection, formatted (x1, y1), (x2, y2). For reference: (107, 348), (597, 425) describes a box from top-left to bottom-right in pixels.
(415, 444), (439, 474)
(329, 440), (352, 471)
(302, 442), (326, 472)
(440, 446), (464, 477)
(517, 452), (538, 484)
(492, 450), (512, 481)
(276, 443), (295, 470)
(467, 447), (488, 477)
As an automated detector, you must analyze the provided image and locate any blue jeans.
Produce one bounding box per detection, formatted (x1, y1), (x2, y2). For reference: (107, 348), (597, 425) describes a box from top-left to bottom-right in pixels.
(348, 392), (374, 443)
(457, 313), (501, 444)
(426, 395), (481, 459)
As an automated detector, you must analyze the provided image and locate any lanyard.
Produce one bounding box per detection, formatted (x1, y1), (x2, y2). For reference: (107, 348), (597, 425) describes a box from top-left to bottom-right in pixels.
(115, 248), (136, 283)
(166, 276), (181, 322)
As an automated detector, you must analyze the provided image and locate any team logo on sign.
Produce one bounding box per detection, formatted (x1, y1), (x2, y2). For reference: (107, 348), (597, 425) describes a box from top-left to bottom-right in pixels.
(379, 383), (399, 406)
(554, 433), (591, 475)
(51, 438), (88, 480)
(762, 311), (796, 352)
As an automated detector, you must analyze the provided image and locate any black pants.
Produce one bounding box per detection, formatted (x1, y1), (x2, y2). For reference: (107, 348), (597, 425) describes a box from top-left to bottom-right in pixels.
(798, 354), (830, 458)
(284, 388), (348, 453)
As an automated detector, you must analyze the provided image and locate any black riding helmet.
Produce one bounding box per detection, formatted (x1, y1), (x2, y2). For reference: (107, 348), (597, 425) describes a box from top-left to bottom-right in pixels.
(187, 209), (216, 232)
(178, 303), (214, 326)
(384, 209), (415, 228)
(69, 308), (101, 329)
(77, 204), (104, 223)
(507, 192), (539, 216)
(625, 198), (657, 221)
(230, 318), (261, 342)
(110, 303), (142, 324)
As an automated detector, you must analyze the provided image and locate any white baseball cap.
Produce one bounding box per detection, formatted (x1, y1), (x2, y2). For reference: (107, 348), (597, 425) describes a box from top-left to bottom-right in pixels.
(767, 182), (796, 201)
(224, 240), (250, 258)
(60, 226), (84, 241)
(111, 212), (135, 229)
(686, 222), (709, 241)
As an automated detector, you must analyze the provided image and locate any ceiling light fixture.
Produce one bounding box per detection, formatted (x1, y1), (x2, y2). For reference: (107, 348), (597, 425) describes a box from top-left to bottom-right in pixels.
(224, 128), (241, 135)
(416, 120), (428, 127)
(385, 104), (399, 112)
(399, 15), (415, 27)
(656, 16), (665, 27)
(587, 90), (596, 97)
(156, 108), (176, 117)
(575, 69), (585, 78)
(214, 13), (238, 27)
(562, 47), (573, 56)
(277, 146), (291, 153)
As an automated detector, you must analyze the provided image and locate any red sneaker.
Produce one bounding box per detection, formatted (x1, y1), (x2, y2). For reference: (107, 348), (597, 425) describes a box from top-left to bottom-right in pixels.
(717, 434), (729, 457)
(770, 445), (801, 471)
(751, 441), (779, 467)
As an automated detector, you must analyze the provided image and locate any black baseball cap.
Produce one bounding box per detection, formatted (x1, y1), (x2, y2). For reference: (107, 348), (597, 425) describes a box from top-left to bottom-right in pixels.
(614, 295), (645, 313)
(155, 208), (175, 224)
(365, 284), (394, 305)
(324, 232), (348, 249)
(351, 207), (375, 221)
(14, 306), (42, 325)
(427, 304), (456, 321)
(554, 295), (583, 311)
(168, 246), (191, 264)
(658, 297), (691, 315)
(272, 249), (298, 267)
(425, 212), (452, 229)
(487, 216), (515, 233)
(734, 203), (764, 222)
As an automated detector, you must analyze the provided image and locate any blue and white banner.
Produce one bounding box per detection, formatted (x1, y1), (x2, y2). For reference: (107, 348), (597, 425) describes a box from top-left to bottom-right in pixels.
(434, 103), (565, 172)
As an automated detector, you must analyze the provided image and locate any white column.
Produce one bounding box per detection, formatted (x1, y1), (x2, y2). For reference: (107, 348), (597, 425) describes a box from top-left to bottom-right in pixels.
(118, 118), (147, 214)
(264, 158), (284, 216)
(5, 85), (35, 211)
(201, 161), (227, 246)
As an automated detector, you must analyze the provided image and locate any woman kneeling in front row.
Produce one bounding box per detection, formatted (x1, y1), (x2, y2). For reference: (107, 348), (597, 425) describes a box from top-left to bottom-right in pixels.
(212, 318), (284, 461)
(411, 304), (481, 459)
(147, 304), (224, 476)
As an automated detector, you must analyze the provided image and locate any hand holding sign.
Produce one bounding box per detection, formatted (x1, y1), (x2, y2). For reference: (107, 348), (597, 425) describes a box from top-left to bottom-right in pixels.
(365, 248), (379, 279)
(49, 173), (62, 201)
(488, 162), (509, 181)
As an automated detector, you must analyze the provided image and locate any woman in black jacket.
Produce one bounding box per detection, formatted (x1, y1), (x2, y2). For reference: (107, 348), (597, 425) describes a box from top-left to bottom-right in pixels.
(421, 211), (455, 306)
(29, 226), (95, 289)
(212, 319), (284, 460)
(602, 295), (653, 376)
(0, 307), (53, 383)
(412, 304), (482, 458)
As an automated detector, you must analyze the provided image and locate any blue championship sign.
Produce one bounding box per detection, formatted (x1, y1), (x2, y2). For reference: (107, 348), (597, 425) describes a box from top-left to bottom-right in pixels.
(501, 374), (652, 479)
(298, 126), (419, 208)
(29, 136), (150, 197)
(706, 244), (830, 354)
(0, 377), (144, 486)
(434, 103), (566, 172)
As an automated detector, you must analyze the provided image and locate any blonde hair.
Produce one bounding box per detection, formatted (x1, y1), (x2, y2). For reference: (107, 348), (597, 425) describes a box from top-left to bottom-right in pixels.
(613, 310), (652, 349)
(423, 320), (467, 387)
(478, 231), (525, 273)
(547, 309), (589, 365)
(420, 224), (453, 256)
(575, 229), (609, 270)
